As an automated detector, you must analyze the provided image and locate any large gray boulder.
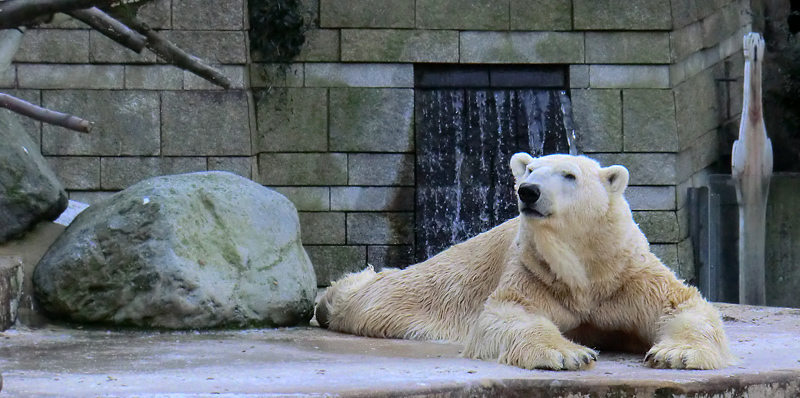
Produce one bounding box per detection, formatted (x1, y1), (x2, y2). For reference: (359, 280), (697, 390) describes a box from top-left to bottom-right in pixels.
(33, 171), (317, 329)
(0, 111), (68, 243)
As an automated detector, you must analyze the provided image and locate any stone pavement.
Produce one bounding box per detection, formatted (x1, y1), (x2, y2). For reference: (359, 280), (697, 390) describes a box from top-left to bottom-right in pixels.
(0, 304), (798, 397)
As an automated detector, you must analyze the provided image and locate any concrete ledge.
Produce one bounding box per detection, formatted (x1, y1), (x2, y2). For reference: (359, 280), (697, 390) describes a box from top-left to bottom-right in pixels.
(0, 305), (799, 396)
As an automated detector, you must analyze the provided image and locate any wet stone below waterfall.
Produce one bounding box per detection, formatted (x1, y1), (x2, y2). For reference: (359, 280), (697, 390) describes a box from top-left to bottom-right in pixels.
(33, 171), (317, 329)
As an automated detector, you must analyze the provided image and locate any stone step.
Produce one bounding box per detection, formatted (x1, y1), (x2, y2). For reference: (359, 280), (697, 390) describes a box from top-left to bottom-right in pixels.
(0, 304), (798, 397)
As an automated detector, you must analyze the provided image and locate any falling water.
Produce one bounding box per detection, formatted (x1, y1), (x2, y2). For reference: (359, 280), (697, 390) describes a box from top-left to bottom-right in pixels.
(415, 88), (575, 261)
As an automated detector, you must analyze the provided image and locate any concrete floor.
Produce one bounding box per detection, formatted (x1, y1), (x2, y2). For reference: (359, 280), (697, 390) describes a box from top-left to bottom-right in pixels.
(1, 304), (799, 397)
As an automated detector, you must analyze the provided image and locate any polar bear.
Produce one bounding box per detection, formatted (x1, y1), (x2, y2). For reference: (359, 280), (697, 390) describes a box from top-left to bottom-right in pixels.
(316, 153), (732, 370)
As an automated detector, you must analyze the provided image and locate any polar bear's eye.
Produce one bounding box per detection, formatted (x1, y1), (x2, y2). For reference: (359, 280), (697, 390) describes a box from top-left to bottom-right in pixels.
(563, 172), (576, 181)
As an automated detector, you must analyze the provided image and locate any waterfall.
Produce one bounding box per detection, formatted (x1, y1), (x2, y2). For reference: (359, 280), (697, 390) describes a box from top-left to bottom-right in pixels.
(415, 88), (575, 262)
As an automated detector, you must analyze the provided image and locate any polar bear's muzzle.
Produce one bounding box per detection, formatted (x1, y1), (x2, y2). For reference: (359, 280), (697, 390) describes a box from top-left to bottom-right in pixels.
(517, 183), (550, 218)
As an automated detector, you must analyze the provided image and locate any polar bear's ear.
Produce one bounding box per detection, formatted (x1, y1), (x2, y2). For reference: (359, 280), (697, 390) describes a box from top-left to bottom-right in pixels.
(602, 165), (629, 195)
(510, 152), (534, 182)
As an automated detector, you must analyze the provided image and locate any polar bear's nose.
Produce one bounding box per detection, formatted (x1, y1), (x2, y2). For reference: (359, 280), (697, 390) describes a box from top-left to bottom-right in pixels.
(517, 183), (541, 204)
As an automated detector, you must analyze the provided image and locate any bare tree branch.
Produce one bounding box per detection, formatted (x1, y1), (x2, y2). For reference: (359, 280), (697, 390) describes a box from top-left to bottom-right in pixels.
(122, 17), (232, 89)
(67, 7), (145, 53)
(0, 0), (119, 29)
(0, 92), (93, 133)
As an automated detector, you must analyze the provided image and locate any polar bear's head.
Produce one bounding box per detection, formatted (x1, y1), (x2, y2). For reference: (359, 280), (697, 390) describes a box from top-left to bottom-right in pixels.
(509, 153), (629, 225)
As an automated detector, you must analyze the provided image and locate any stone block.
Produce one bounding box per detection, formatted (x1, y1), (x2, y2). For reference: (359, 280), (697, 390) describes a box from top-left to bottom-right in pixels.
(585, 32), (671, 64)
(302, 0), (320, 27)
(160, 31), (247, 64)
(632, 211), (680, 243)
(2, 90), (41, 146)
(208, 157), (252, 179)
(38, 14), (88, 29)
(702, 8), (726, 49)
(671, 0), (699, 29)
(510, 0), (571, 30)
(573, 0), (672, 30)
(320, 0), (414, 28)
(691, 129), (719, 172)
(69, 191), (116, 204)
(677, 204), (690, 241)
(42, 90), (159, 156)
(138, 0), (172, 29)
(331, 187), (414, 211)
(305, 245), (366, 287)
(14, 29), (89, 63)
(161, 91), (251, 156)
(459, 31), (584, 64)
(298, 212), (346, 244)
(677, 238), (695, 281)
(296, 29), (340, 62)
(250, 64), (304, 88)
(676, 50), (707, 85)
(329, 88), (414, 152)
(569, 65), (589, 89)
(172, 0), (244, 30)
(417, 0), (509, 30)
(674, 69), (718, 150)
(625, 186), (676, 211)
(676, 149), (693, 184)
(258, 153), (347, 185)
(0, 66), (14, 88)
(676, 178), (692, 210)
(255, 88), (327, 152)
(671, 22), (704, 63)
(125, 65), (183, 90)
(341, 30), (458, 63)
(623, 89), (679, 152)
(89, 31), (157, 64)
(367, 245), (415, 269)
(305, 63), (413, 88)
(592, 153), (677, 185)
(18, 65), (124, 89)
(100, 157), (207, 190)
(702, 3), (742, 49)
(346, 212), (414, 245)
(44, 157), (100, 190)
(650, 243), (679, 273)
(589, 65), (670, 89)
(348, 154), (415, 186)
(270, 187), (330, 211)
(571, 89), (622, 152)
(184, 65), (246, 90)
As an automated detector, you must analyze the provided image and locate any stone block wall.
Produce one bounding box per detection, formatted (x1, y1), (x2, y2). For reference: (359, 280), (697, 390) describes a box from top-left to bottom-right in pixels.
(256, 0), (752, 285)
(4, 0), (753, 287)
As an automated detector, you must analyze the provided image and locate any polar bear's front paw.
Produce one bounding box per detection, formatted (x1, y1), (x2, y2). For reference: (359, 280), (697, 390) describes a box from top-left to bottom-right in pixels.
(500, 340), (597, 371)
(645, 340), (730, 370)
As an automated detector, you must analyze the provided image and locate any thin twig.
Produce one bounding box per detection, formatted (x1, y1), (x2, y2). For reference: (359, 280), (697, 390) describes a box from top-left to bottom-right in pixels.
(0, 92), (93, 133)
(122, 16), (232, 89)
(67, 7), (146, 53)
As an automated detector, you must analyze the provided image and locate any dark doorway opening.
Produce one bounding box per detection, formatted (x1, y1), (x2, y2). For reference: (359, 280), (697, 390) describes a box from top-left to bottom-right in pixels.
(414, 64), (574, 262)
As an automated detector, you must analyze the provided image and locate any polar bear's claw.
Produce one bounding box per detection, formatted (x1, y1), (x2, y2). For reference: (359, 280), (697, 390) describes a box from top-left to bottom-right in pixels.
(645, 341), (728, 370)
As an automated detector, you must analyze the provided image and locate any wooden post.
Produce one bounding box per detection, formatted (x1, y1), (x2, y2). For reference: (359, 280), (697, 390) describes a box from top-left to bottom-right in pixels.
(731, 33), (773, 306)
